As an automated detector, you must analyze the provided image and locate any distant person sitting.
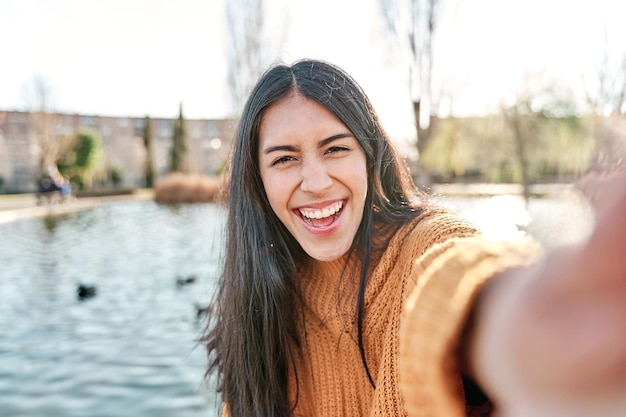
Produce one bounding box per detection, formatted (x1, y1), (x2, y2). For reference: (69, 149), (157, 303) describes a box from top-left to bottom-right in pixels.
(39, 174), (58, 193)
(57, 176), (72, 201)
(37, 172), (71, 204)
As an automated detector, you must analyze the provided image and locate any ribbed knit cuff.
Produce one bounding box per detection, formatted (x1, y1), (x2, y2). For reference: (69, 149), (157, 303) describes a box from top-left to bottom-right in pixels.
(399, 237), (540, 417)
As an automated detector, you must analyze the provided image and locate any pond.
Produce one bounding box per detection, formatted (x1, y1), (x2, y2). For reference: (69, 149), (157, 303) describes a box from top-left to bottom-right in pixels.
(0, 193), (594, 417)
(0, 201), (225, 417)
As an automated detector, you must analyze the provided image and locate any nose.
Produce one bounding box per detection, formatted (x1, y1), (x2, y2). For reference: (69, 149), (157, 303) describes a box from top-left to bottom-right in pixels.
(300, 157), (332, 195)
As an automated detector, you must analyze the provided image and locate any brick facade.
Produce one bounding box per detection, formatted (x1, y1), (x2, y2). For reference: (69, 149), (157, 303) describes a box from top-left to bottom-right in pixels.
(0, 110), (237, 192)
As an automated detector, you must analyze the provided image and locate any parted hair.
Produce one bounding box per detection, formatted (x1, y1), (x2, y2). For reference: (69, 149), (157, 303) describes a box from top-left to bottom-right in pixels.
(201, 59), (426, 417)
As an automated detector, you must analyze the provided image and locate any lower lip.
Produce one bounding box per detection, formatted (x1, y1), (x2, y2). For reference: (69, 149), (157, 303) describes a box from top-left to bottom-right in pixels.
(297, 206), (344, 237)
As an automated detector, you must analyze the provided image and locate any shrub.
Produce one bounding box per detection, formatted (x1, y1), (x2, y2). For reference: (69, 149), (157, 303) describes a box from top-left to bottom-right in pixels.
(153, 173), (224, 204)
(110, 166), (123, 187)
(58, 129), (103, 188)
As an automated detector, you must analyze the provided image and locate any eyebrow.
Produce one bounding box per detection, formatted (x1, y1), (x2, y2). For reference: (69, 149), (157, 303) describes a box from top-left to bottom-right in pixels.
(262, 132), (354, 154)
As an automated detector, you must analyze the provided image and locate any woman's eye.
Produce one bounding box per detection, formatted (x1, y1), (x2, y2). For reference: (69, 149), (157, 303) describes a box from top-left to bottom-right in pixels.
(271, 155), (296, 166)
(325, 146), (349, 155)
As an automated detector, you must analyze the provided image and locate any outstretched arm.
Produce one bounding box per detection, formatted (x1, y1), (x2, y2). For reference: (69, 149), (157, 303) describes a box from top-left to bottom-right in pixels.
(469, 170), (626, 416)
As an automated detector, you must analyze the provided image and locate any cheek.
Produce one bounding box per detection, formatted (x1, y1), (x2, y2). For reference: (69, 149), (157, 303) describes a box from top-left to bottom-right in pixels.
(352, 161), (369, 200)
(262, 173), (291, 216)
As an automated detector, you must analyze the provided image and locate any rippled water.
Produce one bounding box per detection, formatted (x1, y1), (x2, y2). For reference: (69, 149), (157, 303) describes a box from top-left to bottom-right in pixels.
(0, 194), (594, 417)
(0, 201), (225, 417)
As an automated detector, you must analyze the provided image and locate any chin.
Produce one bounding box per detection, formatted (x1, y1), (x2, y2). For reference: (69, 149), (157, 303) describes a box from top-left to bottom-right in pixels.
(305, 244), (351, 262)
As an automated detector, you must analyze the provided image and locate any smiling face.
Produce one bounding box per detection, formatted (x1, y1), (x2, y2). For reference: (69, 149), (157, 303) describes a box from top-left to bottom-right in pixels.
(258, 93), (368, 262)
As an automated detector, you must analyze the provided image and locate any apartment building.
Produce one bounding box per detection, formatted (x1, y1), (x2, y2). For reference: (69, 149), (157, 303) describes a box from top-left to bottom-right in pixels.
(0, 110), (237, 192)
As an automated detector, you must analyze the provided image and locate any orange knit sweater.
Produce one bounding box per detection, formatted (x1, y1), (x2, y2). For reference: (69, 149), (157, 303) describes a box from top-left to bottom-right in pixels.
(287, 208), (539, 416)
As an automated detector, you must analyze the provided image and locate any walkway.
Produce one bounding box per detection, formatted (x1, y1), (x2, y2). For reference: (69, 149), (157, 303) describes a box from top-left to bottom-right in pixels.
(0, 191), (153, 225)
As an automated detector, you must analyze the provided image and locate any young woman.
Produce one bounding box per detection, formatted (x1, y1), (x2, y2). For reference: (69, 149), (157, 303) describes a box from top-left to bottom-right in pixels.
(202, 59), (626, 417)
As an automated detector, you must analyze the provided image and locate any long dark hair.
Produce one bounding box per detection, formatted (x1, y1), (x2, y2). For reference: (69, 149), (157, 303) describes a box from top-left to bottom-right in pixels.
(202, 59), (425, 417)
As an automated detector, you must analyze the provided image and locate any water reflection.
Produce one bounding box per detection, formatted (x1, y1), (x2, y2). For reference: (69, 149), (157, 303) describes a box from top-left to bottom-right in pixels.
(435, 191), (594, 248)
(42, 214), (64, 233)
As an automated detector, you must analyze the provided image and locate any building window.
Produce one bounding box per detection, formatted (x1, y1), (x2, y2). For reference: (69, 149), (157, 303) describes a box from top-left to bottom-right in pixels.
(57, 116), (74, 135)
(79, 116), (97, 127)
(102, 123), (112, 137)
(205, 121), (220, 137)
(10, 113), (28, 123)
(159, 120), (172, 137)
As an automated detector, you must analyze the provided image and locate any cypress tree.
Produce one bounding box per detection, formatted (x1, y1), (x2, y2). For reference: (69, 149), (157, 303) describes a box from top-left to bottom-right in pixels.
(170, 103), (186, 173)
(143, 115), (155, 187)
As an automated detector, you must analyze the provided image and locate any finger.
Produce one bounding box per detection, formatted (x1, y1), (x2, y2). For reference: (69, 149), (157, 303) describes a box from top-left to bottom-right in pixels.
(584, 171), (626, 278)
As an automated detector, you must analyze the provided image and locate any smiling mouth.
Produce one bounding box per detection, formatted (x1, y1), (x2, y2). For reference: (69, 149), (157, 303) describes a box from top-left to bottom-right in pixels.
(298, 201), (344, 226)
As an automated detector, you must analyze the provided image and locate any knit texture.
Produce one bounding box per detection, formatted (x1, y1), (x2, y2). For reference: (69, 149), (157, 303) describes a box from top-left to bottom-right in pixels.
(287, 207), (508, 416)
(399, 237), (540, 417)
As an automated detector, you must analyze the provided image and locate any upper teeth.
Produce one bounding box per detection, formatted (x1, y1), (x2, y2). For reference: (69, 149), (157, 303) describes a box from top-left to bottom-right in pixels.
(299, 201), (343, 219)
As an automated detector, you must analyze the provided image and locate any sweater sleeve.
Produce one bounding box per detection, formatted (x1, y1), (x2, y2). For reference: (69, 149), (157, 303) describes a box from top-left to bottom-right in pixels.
(402, 210), (481, 302)
(398, 237), (541, 417)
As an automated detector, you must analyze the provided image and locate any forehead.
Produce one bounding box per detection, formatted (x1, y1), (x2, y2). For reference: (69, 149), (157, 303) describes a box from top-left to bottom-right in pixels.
(259, 94), (346, 144)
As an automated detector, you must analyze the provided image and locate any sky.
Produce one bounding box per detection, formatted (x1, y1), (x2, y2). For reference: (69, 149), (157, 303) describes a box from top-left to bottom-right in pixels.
(1, 0), (625, 142)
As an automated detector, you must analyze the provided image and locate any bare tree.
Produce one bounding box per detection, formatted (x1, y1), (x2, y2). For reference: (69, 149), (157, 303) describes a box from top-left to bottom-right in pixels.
(583, 37), (626, 169)
(502, 99), (536, 204)
(225, 0), (288, 115)
(377, 0), (444, 156)
(502, 73), (582, 203)
(21, 74), (74, 176)
(585, 41), (626, 117)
